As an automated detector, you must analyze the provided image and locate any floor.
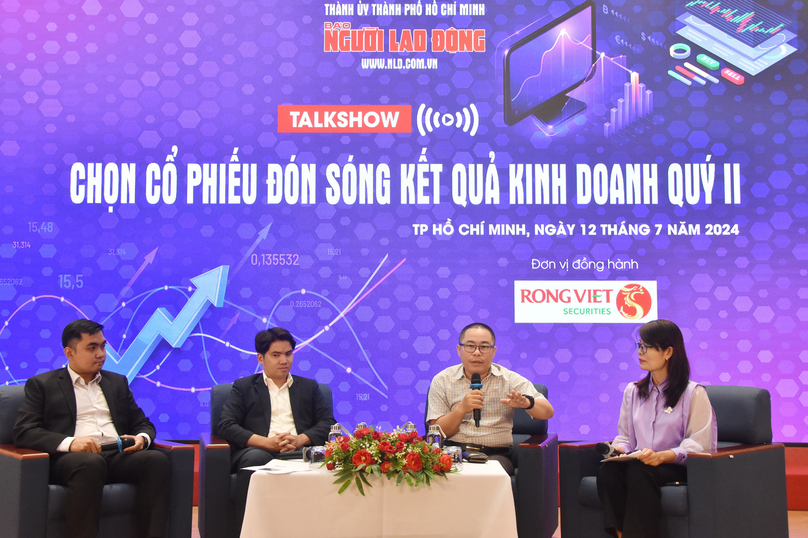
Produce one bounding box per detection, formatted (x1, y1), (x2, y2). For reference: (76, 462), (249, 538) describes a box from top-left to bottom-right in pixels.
(192, 508), (808, 537)
(548, 510), (808, 538)
(791, 512), (808, 538)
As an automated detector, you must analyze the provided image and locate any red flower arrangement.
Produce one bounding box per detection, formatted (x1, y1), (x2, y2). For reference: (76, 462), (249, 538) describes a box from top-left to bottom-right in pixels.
(323, 425), (454, 495)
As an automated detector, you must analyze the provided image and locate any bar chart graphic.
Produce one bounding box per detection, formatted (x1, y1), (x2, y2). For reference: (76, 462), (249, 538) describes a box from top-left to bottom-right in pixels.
(603, 72), (655, 138)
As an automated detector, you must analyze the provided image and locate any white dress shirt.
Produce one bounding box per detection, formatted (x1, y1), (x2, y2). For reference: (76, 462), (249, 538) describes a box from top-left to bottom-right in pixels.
(56, 366), (151, 452)
(263, 373), (298, 437)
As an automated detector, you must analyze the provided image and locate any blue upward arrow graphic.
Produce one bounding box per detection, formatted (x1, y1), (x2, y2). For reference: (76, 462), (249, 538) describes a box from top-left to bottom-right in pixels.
(106, 265), (229, 382)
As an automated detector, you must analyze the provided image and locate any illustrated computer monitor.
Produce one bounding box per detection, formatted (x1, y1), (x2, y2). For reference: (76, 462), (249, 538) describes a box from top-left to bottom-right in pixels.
(504, 1), (596, 127)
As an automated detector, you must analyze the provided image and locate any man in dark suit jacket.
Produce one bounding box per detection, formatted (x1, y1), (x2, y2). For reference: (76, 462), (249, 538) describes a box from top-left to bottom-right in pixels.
(13, 319), (171, 538)
(217, 327), (335, 536)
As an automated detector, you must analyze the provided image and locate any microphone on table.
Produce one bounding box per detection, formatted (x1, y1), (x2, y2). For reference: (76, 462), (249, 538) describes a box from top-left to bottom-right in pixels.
(470, 373), (483, 428)
(100, 437), (136, 453)
(596, 442), (615, 458)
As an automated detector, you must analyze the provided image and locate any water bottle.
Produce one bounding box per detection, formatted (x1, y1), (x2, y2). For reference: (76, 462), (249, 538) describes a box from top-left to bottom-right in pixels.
(426, 424), (442, 448)
(328, 423), (343, 443)
(404, 422), (418, 434)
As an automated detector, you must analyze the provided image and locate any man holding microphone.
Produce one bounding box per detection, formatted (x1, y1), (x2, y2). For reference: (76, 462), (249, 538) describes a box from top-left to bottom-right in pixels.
(13, 319), (170, 538)
(426, 322), (554, 475)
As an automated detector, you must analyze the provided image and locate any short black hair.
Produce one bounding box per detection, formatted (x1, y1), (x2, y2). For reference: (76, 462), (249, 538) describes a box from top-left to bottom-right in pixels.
(255, 327), (296, 355)
(458, 322), (496, 345)
(62, 319), (105, 349)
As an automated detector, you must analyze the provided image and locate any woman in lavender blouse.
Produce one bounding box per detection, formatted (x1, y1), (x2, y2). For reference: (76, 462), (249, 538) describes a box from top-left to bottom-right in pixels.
(597, 319), (717, 538)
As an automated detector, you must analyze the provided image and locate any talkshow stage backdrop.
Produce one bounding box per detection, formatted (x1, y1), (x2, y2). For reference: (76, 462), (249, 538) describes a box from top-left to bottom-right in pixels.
(1, 0), (806, 441)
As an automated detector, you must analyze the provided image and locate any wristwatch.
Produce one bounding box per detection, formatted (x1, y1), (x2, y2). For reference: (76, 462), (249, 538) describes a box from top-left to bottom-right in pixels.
(524, 394), (535, 410)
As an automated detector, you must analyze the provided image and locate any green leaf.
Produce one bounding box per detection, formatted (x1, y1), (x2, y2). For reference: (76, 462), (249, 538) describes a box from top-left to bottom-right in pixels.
(396, 471), (405, 485)
(355, 475), (365, 496)
(337, 478), (352, 494)
(333, 469), (352, 484)
(359, 472), (371, 486)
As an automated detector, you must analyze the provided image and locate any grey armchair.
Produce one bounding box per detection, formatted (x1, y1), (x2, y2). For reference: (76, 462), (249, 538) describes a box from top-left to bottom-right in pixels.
(0, 384), (194, 538)
(426, 383), (559, 538)
(559, 385), (788, 538)
(198, 383), (334, 538)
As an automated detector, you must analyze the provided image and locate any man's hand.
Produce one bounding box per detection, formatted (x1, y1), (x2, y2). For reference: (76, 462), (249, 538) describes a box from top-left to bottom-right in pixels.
(460, 389), (485, 415)
(500, 390), (531, 409)
(264, 434), (286, 452)
(69, 438), (102, 453)
(121, 434), (146, 454)
(276, 433), (312, 452)
(637, 448), (675, 467)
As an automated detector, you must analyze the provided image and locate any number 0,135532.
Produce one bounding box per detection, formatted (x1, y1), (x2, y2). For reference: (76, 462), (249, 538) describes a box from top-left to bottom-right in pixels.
(250, 253), (300, 266)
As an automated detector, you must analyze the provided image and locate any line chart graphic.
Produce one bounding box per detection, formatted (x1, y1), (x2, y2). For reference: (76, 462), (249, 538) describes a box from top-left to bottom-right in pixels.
(0, 295), (92, 385)
(125, 254), (405, 398)
(509, 29), (594, 105)
(0, 252), (405, 407)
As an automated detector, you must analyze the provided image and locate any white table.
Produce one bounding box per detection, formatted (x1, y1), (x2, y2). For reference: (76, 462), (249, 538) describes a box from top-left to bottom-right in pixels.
(240, 461), (518, 538)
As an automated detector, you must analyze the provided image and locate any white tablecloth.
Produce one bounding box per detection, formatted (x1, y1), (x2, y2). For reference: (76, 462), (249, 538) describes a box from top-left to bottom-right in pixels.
(240, 461), (518, 538)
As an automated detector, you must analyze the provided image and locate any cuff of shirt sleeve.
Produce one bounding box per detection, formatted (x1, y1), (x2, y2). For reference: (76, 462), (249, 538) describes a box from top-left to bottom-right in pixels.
(137, 433), (151, 448)
(57, 437), (74, 453)
(671, 447), (687, 465)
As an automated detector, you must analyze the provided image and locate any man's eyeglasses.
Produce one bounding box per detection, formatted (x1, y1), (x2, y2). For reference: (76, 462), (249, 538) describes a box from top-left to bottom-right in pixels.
(460, 344), (494, 354)
(635, 341), (650, 354)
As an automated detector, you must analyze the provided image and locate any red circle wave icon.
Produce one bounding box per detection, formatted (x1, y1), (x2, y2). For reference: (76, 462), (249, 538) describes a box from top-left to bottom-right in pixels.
(616, 284), (652, 320)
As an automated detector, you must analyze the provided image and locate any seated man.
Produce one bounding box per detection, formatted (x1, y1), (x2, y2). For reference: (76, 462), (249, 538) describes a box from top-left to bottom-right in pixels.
(218, 327), (335, 534)
(13, 319), (170, 538)
(427, 322), (554, 475)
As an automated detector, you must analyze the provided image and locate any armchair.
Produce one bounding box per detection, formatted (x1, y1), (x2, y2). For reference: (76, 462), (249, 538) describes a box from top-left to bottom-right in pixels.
(426, 383), (558, 538)
(0, 384), (194, 538)
(198, 382), (334, 538)
(559, 385), (788, 538)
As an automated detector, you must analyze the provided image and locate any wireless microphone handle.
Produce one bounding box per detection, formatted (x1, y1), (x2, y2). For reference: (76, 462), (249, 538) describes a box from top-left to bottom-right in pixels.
(595, 442), (614, 458)
(100, 437), (136, 453)
(470, 373), (483, 427)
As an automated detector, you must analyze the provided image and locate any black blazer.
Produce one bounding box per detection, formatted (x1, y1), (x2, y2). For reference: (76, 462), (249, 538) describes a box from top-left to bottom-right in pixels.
(12, 368), (156, 454)
(217, 374), (334, 452)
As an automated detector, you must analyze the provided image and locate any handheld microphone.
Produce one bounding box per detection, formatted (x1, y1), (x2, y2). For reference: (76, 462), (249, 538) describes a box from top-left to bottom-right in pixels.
(596, 442), (615, 458)
(100, 437), (136, 453)
(470, 373), (483, 427)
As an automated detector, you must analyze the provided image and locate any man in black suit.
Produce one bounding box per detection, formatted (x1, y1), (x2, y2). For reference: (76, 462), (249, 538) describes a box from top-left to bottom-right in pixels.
(13, 319), (170, 538)
(218, 327), (335, 534)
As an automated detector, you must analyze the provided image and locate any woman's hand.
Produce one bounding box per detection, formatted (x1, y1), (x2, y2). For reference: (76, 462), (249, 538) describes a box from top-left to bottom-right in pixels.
(637, 448), (675, 466)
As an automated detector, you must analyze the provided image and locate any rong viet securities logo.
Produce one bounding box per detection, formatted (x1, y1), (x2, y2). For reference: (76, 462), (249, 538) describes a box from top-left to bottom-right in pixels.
(514, 281), (657, 324)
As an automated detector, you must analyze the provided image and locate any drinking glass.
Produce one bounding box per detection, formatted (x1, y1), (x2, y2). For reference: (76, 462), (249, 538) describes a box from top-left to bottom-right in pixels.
(308, 446), (326, 470)
(445, 446), (463, 472)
